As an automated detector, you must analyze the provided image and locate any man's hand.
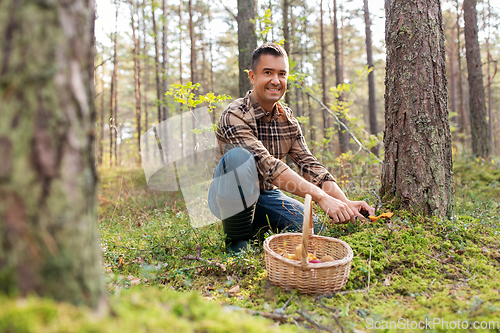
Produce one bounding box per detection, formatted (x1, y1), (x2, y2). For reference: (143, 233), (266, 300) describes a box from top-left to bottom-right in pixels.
(346, 200), (376, 221)
(316, 195), (356, 224)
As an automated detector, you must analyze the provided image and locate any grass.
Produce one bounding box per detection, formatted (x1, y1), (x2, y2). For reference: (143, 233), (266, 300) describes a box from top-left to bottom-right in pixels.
(2, 156), (500, 332)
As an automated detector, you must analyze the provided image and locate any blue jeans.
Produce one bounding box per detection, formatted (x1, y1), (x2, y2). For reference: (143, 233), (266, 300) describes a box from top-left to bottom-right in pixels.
(208, 147), (322, 235)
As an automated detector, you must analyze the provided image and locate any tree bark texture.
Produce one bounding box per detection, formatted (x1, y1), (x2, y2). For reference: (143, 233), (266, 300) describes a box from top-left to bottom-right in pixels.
(237, 0), (257, 97)
(152, 0), (162, 123)
(162, 0), (169, 122)
(131, 1), (142, 164)
(463, 0), (490, 157)
(363, 0), (379, 156)
(0, 0), (105, 306)
(381, 0), (454, 218)
(333, 0), (349, 154)
(109, 6), (119, 166)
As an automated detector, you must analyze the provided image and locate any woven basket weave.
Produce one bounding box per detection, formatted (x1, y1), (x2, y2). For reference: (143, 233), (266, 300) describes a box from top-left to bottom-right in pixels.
(263, 194), (353, 294)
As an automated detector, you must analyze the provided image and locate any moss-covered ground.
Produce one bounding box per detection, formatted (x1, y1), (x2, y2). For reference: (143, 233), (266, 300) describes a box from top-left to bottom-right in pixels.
(1, 156), (499, 332)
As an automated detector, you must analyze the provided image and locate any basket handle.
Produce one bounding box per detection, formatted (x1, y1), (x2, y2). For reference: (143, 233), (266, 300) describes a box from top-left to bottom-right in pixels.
(301, 194), (314, 268)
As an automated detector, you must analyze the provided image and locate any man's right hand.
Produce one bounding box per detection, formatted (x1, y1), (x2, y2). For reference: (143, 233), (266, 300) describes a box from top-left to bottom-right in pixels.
(316, 194), (356, 224)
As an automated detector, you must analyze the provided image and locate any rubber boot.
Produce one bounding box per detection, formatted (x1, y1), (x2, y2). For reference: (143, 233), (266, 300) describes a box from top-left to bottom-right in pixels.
(220, 203), (255, 254)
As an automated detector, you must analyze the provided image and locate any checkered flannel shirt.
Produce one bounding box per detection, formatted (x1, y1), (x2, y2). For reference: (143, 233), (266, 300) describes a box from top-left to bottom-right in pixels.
(215, 90), (336, 190)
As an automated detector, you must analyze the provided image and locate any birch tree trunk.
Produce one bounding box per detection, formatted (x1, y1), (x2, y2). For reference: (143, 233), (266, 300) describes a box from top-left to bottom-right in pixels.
(0, 0), (105, 307)
(381, 0), (454, 218)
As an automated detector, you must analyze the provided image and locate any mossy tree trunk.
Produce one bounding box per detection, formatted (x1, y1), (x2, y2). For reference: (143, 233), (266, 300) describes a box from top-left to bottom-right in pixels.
(0, 0), (105, 307)
(381, 0), (454, 218)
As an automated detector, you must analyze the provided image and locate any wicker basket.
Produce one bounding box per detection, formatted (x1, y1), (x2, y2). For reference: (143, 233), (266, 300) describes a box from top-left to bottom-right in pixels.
(263, 194), (353, 294)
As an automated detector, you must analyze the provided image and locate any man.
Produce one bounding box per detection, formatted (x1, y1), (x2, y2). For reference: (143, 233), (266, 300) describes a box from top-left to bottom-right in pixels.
(208, 42), (375, 253)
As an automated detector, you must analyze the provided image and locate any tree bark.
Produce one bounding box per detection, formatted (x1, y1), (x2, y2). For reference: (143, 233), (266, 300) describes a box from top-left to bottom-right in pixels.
(109, 5), (119, 166)
(320, 0), (329, 139)
(237, 0), (257, 97)
(152, 0), (162, 123)
(456, 0), (469, 146)
(363, 0), (379, 156)
(162, 0), (169, 122)
(463, 0), (490, 157)
(333, 0), (349, 154)
(189, 0), (196, 85)
(131, 0), (142, 165)
(0, 0), (105, 306)
(142, 1), (150, 133)
(283, 0), (290, 105)
(381, 0), (454, 218)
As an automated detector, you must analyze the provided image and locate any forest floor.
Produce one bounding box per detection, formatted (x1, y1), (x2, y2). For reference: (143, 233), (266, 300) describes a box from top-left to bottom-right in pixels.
(2, 156), (500, 333)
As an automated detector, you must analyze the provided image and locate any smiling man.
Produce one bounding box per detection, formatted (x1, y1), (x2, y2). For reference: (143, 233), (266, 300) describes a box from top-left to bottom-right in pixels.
(208, 43), (375, 253)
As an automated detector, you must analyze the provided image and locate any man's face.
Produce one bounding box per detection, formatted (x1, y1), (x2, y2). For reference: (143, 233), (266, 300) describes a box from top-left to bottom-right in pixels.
(248, 54), (288, 112)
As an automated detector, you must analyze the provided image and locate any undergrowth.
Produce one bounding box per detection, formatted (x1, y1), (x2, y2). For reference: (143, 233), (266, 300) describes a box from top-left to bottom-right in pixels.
(2, 156), (499, 332)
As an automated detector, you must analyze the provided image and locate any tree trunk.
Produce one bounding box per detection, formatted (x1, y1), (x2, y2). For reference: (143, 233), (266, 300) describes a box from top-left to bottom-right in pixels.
(0, 0), (105, 307)
(142, 1), (150, 134)
(333, 0), (349, 154)
(463, 0), (490, 158)
(363, 0), (379, 156)
(109, 5), (119, 167)
(381, 0), (454, 218)
(237, 0), (257, 97)
(152, 0), (162, 123)
(283, 0), (290, 105)
(189, 0), (196, 85)
(99, 71), (105, 166)
(320, 0), (329, 140)
(131, 0), (142, 165)
(449, 21), (458, 135)
(162, 0), (169, 122)
(456, 0), (469, 147)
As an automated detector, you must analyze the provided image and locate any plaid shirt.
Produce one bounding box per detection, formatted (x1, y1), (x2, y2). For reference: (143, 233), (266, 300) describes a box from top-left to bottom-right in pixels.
(216, 90), (335, 190)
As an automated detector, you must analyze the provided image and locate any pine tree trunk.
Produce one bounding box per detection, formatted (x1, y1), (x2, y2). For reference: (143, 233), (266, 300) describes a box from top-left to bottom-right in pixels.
(456, 1), (469, 147)
(320, 0), (329, 140)
(381, 0), (454, 218)
(333, 0), (349, 154)
(363, 0), (379, 156)
(463, 0), (490, 157)
(142, 1), (150, 133)
(237, 0), (257, 97)
(109, 6), (119, 167)
(152, 0), (162, 123)
(0, 0), (105, 307)
(283, 0), (290, 106)
(162, 0), (169, 122)
(131, 0), (142, 165)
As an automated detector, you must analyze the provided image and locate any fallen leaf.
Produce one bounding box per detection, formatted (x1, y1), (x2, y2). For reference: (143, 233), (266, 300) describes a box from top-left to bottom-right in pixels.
(129, 278), (141, 286)
(228, 285), (240, 296)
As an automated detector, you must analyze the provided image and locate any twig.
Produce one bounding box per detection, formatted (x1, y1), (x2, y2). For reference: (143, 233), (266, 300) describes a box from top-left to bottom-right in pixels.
(367, 244), (372, 291)
(318, 304), (345, 333)
(370, 188), (383, 211)
(299, 85), (382, 163)
(95, 56), (113, 69)
(182, 243), (226, 271)
(296, 310), (336, 333)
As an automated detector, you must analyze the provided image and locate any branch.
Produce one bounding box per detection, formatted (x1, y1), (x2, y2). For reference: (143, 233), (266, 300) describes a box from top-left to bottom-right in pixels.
(296, 310), (336, 333)
(217, 0), (237, 20)
(182, 243), (226, 271)
(299, 85), (382, 163)
(95, 56), (113, 69)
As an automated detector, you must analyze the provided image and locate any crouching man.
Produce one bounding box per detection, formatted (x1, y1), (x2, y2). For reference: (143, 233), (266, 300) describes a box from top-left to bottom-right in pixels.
(208, 42), (374, 253)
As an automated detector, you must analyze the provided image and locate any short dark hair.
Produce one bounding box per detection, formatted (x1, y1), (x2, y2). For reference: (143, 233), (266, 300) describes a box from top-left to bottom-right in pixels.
(250, 42), (288, 71)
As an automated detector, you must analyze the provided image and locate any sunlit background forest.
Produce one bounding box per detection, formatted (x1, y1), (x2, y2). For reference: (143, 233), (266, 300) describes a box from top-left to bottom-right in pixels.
(94, 0), (499, 170)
